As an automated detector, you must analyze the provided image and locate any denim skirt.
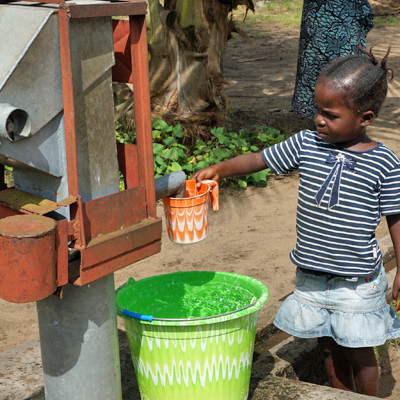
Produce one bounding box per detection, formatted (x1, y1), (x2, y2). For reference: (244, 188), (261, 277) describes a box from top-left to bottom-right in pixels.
(274, 265), (400, 348)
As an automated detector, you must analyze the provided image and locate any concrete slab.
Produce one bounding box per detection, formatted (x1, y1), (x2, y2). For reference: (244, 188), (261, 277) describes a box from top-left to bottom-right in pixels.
(0, 332), (381, 400)
(0, 338), (44, 400)
(0, 237), (395, 399)
(251, 376), (380, 399)
(0, 329), (382, 400)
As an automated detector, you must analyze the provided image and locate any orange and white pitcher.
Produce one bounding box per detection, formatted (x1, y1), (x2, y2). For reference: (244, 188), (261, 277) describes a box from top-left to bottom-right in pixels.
(162, 180), (219, 244)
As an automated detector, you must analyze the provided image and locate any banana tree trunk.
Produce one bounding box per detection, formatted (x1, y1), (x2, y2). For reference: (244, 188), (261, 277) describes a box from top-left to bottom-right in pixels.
(148, 0), (254, 117)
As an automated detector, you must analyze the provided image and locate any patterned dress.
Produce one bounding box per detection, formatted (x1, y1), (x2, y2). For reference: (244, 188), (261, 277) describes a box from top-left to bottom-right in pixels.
(292, 0), (375, 119)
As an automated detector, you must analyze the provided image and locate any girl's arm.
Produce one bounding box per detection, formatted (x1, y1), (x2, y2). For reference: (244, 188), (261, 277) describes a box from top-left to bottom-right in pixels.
(386, 214), (400, 311)
(191, 152), (267, 187)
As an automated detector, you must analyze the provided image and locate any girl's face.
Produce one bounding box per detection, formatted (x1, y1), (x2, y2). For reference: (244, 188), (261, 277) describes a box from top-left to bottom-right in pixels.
(314, 80), (374, 149)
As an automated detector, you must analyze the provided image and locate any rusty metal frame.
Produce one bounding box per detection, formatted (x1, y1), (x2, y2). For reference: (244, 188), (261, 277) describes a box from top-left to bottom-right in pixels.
(68, 2), (147, 18)
(129, 14), (157, 218)
(0, 0), (65, 3)
(116, 142), (139, 189)
(0, 0), (161, 289)
(56, 219), (69, 287)
(59, 0), (160, 285)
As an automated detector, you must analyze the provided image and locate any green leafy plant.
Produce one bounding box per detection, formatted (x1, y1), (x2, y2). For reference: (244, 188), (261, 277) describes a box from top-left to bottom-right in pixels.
(119, 171), (125, 191)
(116, 120), (136, 144)
(3, 165), (13, 188)
(191, 125), (284, 188)
(152, 119), (188, 178)
(116, 118), (285, 188)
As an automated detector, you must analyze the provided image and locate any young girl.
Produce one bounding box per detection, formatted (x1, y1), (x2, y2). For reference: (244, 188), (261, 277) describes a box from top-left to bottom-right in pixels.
(192, 48), (400, 396)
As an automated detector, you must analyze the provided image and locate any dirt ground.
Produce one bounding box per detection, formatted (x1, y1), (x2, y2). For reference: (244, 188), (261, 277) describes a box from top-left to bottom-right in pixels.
(1, 18), (400, 399)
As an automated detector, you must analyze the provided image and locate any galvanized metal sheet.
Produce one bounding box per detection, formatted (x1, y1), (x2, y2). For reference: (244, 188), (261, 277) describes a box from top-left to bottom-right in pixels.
(0, 112), (67, 178)
(0, 5), (62, 136)
(0, 2), (116, 140)
(0, 5), (54, 91)
(70, 16), (115, 99)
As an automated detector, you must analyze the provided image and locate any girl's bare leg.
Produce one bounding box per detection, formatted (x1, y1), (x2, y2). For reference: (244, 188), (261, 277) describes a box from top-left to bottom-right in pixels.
(346, 346), (379, 396)
(318, 337), (378, 396)
(318, 337), (356, 392)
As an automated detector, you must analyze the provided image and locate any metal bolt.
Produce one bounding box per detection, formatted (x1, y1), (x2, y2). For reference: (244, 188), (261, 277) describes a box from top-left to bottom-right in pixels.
(6, 119), (15, 133)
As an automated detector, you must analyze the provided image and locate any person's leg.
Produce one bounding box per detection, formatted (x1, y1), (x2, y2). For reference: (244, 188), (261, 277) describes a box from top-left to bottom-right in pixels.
(318, 337), (379, 396)
(346, 346), (379, 396)
(318, 337), (356, 391)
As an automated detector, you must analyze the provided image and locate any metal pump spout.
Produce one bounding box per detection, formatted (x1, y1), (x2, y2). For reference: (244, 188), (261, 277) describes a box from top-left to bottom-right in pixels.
(0, 103), (31, 141)
(155, 170), (186, 200)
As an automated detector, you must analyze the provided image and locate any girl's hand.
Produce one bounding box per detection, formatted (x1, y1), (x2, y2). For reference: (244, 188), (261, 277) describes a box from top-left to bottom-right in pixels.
(191, 167), (220, 187)
(387, 214), (400, 312)
(393, 272), (400, 312)
(191, 153), (267, 187)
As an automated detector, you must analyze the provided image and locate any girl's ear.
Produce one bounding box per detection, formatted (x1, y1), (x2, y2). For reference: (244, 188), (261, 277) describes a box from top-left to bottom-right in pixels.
(361, 110), (375, 126)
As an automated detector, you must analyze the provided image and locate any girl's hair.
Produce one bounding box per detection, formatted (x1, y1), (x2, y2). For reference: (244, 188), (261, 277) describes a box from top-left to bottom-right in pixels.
(317, 47), (393, 116)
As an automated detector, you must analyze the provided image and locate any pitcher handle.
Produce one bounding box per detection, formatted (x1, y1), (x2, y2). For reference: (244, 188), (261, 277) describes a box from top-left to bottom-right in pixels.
(202, 180), (219, 211)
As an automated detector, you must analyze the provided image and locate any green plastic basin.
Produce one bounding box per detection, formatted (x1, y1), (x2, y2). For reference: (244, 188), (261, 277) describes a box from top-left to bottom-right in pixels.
(116, 271), (269, 400)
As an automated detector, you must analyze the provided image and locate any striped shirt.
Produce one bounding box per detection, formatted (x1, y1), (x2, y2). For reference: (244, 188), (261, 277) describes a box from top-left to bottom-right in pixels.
(261, 130), (400, 277)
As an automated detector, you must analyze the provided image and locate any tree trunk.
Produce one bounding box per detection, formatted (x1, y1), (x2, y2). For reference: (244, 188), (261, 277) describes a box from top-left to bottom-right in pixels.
(148, 0), (254, 118)
(369, 0), (400, 16)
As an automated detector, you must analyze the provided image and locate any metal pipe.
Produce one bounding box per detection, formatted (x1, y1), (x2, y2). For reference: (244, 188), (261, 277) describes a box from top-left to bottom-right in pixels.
(155, 170), (186, 200)
(37, 275), (122, 399)
(0, 103), (31, 141)
(34, 11), (122, 400)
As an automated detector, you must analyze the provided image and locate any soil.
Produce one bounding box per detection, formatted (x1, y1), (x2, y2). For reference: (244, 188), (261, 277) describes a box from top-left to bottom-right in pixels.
(1, 19), (400, 399)
(379, 345), (400, 398)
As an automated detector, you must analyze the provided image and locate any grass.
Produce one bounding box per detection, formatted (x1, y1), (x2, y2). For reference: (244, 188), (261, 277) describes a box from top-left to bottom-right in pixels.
(233, 0), (303, 30)
(4, 166), (13, 188)
(234, 0), (400, 33)
(375, 301), (400, 359)
(374, 15), (400, 27)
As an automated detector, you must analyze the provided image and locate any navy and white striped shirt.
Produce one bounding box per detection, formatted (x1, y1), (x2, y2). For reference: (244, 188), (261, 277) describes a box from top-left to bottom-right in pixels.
(261, 130), (400, 277)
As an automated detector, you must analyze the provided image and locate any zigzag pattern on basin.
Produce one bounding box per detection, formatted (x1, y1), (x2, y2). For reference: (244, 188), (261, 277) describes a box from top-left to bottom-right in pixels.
(134, 349), (254, 387)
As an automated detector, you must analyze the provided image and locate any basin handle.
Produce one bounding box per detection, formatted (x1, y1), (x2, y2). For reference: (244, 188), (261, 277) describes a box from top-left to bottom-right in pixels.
(122, 309), (153, 322)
